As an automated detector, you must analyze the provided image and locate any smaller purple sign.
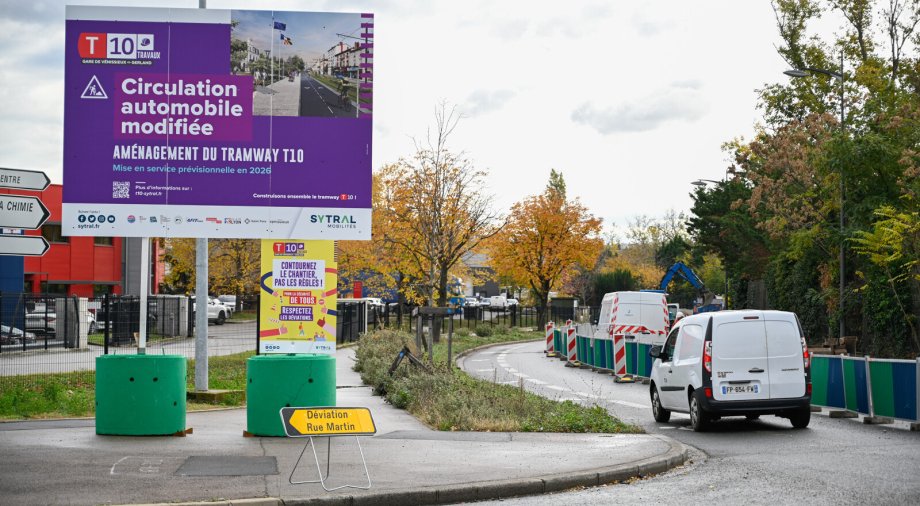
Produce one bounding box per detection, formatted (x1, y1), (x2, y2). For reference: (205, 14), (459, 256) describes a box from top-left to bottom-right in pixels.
(280, 306), (314, 321)
(114, 73), (253, 141)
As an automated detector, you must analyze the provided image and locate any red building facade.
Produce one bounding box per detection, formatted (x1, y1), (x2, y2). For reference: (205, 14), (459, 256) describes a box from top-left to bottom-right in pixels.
(1, 184), (162, 297)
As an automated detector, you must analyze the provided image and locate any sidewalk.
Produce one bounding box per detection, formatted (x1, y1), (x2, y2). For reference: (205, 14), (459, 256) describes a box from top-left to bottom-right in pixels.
(0, 348), (687, 506)
(252, 76), (300, 116)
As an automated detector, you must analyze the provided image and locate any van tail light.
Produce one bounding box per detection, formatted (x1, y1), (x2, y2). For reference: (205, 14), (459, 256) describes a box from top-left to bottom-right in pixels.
(704, 387), (713, 398)
(703, 341), (712, 374)
(801, 337), (810, 369)
(806, 383), (812, 395)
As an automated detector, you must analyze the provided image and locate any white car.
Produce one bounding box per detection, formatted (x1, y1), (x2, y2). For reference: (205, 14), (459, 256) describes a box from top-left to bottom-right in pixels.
(463, 298), (480, 308)
(1, 324), (36, 345)
(25, 310), (97, 335)
(191, 296), (228, 325)
(488, 296), (508, 310)
(649, 310), (811, 431)
(217, 294), (241, 313)
(506, 298), (519, 307)
(212, 297), (233, 318)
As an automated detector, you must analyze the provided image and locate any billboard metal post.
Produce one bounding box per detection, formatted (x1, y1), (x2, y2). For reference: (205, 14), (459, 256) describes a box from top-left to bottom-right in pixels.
(138, 237), (149, 354)
(195, 238), (208, 391)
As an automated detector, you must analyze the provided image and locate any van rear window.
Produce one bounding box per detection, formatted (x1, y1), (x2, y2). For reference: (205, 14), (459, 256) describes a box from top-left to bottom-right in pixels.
(714, 321), (767, 359)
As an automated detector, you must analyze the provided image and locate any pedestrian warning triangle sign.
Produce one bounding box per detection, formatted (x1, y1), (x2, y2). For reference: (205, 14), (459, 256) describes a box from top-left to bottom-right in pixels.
(81, 75), (107, 99)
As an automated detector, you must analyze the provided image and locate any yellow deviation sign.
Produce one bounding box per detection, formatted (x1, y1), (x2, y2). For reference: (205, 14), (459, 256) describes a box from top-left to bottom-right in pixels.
(280, 407), (377, 438)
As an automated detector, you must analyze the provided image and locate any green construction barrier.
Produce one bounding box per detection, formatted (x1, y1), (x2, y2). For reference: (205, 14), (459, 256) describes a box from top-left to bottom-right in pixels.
(554, 329), (563, 355)
(606, 340), (614, 371)
(868, 359), (918, 421)
(637, 343), (652, 377)
(585, 338), (594, 366)
(246, 354), (336, 436)
(594, 339), (604, 369)
(576, 336), (587, 363)
(95, 354), (186, 436)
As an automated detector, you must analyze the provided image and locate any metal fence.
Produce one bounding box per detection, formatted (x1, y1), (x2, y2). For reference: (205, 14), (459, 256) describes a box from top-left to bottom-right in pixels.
(1, 292), (596, 388)
(370, 303), (599, 333)
(0, 292), (257, 388)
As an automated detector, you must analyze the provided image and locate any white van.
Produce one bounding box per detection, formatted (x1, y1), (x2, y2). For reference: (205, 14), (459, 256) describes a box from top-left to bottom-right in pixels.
(648, 310), (811, 431)
(488, 296), (508, 310)
(594, 291), (669, 342)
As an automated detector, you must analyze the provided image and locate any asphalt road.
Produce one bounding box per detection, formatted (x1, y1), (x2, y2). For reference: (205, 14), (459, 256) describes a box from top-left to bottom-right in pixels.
(298, 73), (355, 118)
(459, 340), (920, 505)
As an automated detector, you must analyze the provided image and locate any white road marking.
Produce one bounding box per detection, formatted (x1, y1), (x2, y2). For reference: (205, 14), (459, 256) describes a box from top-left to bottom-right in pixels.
(467, 359), (490, 363)
(527, 379), (547, 385)
(475, 368), (494, 372)
(610, 399), (649, 409)
(545, 385), (566, 391)
(110, 456), (130, 475)
(506, 368), (517, 374)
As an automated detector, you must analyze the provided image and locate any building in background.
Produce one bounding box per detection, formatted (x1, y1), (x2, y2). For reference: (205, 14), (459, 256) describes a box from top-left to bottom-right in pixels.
(0, 184), (163, 297)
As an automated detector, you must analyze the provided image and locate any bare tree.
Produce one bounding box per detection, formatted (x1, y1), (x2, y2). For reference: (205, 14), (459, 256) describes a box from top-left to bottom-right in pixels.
(379, 102), (501, 309)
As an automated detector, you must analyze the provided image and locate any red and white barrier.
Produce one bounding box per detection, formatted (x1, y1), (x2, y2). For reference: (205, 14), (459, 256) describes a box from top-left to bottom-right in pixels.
(566, 321), (577, 363)
(545, 321), (555, 354)
(612, 332), (626, 376)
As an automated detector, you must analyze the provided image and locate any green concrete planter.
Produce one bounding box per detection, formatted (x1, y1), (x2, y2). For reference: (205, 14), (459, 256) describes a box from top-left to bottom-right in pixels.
(95, 354), (187, 435)
(246, 354), (336, 436)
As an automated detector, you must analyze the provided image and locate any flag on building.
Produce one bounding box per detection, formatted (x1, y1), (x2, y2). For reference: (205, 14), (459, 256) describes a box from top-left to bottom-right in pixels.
(273, 21), (286, 30)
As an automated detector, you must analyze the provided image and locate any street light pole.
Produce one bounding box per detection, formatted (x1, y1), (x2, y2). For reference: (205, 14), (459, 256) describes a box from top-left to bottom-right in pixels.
(784, 53), (846, 340)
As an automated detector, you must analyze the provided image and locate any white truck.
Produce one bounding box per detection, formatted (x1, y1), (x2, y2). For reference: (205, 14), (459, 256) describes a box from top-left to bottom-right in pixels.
(593, 291), (670, 377)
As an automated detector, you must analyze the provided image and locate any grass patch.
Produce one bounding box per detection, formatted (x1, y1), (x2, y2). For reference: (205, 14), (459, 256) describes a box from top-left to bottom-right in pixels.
(310, 72), (364, 103)
(354, 329), (640, 433)
(230, 310), (257, 321)
(0, 350), (254, 420)
(185, 351), (252, 407)
(0, 370), (96, 420)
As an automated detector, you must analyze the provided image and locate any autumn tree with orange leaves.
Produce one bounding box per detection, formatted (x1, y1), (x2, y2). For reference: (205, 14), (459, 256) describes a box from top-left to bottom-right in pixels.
(488, 170), (603, 325)
(340, 104), (500, 309)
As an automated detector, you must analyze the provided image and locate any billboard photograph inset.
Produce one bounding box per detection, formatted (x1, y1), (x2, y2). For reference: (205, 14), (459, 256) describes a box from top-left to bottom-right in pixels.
(231, 10), (372, 119)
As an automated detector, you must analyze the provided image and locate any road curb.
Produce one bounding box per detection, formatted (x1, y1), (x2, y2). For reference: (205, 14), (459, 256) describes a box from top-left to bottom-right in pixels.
(135, 436), (687, 506)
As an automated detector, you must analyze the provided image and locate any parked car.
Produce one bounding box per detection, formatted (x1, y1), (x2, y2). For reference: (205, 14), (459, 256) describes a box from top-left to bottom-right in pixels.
(506, 298), (520, 307)
(25, 310), (97, 335)
(211, 297), (233, 318)
(488, 296), (508, 310)
(1, 324), (36, 345)
(648, 310), (811, 431)
(191, 296), (227, 325)
(217, 295), (240, 313)
(463, 298), (480, 308)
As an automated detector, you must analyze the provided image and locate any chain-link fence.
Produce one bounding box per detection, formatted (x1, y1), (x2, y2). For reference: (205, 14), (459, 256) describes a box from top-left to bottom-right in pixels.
(0, 292), (257, 388)
(2, 292), (597, 389)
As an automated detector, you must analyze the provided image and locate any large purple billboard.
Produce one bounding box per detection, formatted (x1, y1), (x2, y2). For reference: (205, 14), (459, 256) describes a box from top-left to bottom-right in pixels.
(62, 6), (373, 239)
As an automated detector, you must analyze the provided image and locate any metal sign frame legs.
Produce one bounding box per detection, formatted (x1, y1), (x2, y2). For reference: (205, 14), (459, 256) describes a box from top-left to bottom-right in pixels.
(289, 435), (372, 491)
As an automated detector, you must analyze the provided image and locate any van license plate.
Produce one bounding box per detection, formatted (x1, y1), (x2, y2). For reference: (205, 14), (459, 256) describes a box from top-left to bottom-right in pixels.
(722, 385), (759, 394)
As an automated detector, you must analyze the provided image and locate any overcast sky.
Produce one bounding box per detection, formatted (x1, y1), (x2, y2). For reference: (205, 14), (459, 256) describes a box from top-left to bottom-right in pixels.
(0, 1), (835, 237)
